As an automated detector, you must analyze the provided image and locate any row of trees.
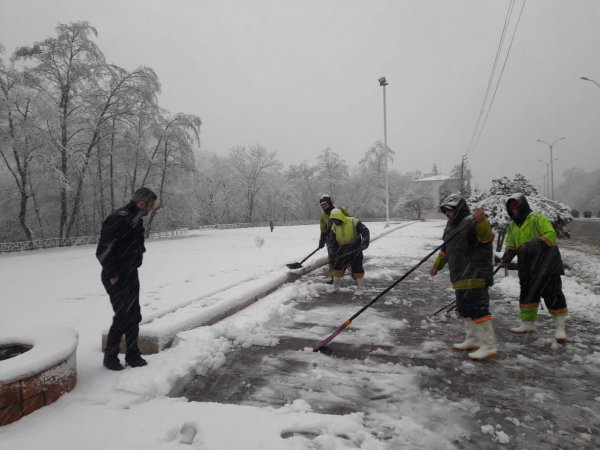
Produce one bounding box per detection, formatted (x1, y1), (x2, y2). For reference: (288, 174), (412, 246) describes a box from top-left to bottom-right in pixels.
(0, 21), (477, 242)
(0, 22), (200, 241)
(0, 22), (419, 242)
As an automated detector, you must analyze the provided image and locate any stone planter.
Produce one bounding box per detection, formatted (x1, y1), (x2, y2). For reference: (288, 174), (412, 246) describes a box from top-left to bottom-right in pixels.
(0, 327), (78, 426)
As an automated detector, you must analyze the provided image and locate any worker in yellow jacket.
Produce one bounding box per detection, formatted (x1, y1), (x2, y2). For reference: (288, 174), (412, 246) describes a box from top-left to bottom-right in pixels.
(328, 208), (370, 295)
(500, 194), (568, 342)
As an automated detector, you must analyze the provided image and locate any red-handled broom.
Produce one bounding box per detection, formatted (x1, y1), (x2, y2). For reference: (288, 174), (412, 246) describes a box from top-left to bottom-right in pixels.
(313, 219), (475, 352)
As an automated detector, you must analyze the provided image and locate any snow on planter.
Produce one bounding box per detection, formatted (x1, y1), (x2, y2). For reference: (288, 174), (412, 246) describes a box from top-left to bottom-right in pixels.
(0, 326), (78, 426)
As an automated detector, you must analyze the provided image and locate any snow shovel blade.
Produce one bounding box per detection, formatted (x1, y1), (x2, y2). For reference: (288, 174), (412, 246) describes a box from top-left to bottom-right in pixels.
(286, 247), (320, 270)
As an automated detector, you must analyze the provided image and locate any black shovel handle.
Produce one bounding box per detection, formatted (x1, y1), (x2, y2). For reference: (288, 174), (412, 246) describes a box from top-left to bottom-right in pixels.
(299, 247), (321, 265)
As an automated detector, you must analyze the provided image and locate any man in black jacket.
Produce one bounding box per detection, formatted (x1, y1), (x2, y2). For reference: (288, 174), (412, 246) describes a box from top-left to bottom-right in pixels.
(430, 194), (497, 360)
(96, 187), (157, 371)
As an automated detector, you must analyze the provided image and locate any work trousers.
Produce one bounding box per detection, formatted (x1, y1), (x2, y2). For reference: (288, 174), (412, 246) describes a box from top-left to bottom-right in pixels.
(455, 287), (491, 321)
(518, 274), (568, 321)
(331, 245), (364, 279)
(102, 269), (142, 359)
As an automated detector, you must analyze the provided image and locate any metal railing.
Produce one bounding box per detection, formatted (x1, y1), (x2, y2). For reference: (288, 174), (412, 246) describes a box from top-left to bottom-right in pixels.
(0, 228), (189, 253)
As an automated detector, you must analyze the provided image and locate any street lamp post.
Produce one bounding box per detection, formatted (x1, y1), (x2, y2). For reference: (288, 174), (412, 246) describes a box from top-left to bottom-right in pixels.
(536, 137), (565, 200)
(378, 76), (390, 227)
(581, 76), (600, 89)
(536, 159), (550, 197)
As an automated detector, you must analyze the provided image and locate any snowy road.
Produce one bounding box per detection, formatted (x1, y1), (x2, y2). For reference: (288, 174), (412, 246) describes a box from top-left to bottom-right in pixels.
(178, 231), (600, 449)
(2, 220), (599, 449)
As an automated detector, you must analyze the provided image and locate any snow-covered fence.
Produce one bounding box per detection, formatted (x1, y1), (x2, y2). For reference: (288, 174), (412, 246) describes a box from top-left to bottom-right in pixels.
(0, 228), (189, 253)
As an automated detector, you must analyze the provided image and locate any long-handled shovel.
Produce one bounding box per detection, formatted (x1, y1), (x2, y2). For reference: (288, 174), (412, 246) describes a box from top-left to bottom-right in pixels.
(313, 219), (474, 352)
(286, 247), (321, 269)
(432, 265), (503, 316)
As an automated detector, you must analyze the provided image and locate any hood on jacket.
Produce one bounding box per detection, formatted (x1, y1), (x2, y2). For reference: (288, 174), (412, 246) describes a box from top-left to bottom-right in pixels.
(329, 208), (347, 223)
(440, 193), (470, 225)
(506, 193), (532, 225)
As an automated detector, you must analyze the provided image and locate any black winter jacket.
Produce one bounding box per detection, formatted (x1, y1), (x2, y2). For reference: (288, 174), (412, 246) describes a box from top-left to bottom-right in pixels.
(435, 197), (494, 288)
(96, 201), (146, 278)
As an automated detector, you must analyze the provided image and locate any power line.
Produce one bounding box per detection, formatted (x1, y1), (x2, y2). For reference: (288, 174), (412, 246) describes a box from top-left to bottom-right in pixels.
(470, 0), (527, 154)
(466, 0), (516, 154)
(467, 0), (527, 156)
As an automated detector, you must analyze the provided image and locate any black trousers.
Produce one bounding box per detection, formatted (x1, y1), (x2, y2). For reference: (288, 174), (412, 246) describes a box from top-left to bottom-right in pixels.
(102, 269), (142, 359)
(519, 273), (568, 315)
(455, 287), (491, 320)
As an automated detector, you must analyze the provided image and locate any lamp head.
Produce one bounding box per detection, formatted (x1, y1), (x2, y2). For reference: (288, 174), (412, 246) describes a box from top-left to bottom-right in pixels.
(378, 77), (388, 86)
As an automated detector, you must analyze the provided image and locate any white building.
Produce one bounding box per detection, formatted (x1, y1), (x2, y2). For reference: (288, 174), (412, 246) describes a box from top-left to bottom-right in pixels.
(410, 174), (462, 219)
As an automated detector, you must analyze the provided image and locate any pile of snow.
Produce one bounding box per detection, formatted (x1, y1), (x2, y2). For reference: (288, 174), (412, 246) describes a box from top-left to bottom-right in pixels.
(470, 194), (572, 231)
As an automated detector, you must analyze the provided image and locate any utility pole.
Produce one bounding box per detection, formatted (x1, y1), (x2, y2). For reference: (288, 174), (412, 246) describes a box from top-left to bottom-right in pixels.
(459, 154), (468, 197)
(378, 77), (390, 227)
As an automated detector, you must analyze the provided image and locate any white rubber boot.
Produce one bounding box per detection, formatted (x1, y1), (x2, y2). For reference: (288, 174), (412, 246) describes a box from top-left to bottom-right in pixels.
(468, 320), (498, 361)
(554, 315), (567, 342)
(510, 321), (537, 333)
(328, 277), (341, 293)
(354, 278), (364, 295)
(453, 318), (480, 351)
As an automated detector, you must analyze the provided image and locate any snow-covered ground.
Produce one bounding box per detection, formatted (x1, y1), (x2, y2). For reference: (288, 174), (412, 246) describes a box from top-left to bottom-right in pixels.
(1, 221), (599, 449)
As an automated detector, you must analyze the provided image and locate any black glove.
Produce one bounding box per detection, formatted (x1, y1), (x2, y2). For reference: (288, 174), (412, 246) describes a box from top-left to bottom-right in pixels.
(318, 235), (326, 249)
(499, 248), (517, 267)
(361, 238), (369, 250)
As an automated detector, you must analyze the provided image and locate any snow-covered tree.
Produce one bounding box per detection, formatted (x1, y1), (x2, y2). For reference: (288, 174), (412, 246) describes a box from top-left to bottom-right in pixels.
(469, 174), (572, 239)
(394, 188), (434, 219)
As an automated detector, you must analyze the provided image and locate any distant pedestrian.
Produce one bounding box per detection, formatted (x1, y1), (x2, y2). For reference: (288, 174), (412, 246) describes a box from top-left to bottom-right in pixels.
(430, 194), (497, 361)
(318, 194), (349, 284)
(96, 187), (157, 371)
(500, 194), (568, 341)
(269, 220), (274, 232)
(328, 208), (370, 295)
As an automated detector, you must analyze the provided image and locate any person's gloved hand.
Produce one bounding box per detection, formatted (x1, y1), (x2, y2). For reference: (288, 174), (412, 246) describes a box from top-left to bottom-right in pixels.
(472, 208), (486, 223)
(361, 238), (369, 250)
(318, 236), (326, 249)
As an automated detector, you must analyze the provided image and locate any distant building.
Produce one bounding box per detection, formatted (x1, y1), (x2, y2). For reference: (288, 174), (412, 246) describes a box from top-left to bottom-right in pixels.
(410, 174), (462, 219)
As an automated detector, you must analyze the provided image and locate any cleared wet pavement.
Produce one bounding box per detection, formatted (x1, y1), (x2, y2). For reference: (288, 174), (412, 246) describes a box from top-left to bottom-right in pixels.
(177, 226), (600, 449)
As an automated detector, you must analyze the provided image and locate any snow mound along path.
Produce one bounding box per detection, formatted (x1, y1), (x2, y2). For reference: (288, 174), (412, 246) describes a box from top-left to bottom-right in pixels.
(102, 221), (419, 354)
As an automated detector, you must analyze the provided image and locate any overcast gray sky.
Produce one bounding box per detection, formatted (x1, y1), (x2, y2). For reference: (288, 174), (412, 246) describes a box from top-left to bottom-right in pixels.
(1, 0), (599, 190)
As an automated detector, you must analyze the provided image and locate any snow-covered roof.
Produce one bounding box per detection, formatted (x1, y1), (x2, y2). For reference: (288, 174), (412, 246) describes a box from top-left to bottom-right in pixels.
(412, 175), (457, 182)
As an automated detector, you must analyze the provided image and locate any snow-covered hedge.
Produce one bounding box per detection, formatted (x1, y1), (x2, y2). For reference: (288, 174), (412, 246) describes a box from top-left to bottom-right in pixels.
(465, 174), (573, 237)
(469, 194), (573, 233)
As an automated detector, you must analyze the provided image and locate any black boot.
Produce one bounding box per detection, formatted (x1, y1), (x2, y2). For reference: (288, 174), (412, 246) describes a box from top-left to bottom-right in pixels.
(103, 355), (124, 371)
(326, 278), (334, 285)
(125, 354), (148, 368)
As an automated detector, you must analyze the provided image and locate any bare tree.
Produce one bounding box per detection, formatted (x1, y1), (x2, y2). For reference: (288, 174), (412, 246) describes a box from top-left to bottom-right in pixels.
(316, 147), (348, 200)
(14, 21), (106, 237)
(144, 112), (201, 233)
(286, 161), (319, 218)
(229, 145), (281, 223)
(0, 50), (45, 240)
(65, 64), (160, 236)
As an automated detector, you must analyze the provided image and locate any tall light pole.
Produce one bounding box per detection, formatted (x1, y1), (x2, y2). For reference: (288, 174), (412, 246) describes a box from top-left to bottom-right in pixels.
(536, 160), (550, 197)
(536, 137), (565, 200)
(378, 76), (390, 227)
